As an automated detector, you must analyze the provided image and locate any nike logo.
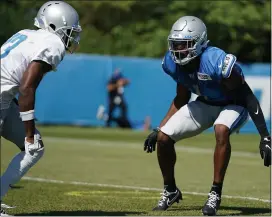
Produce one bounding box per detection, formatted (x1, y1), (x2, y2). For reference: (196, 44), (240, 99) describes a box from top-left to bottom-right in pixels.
(265, 145), (271, 150)
(218, 62), (222, 68)
(166, 191), (180, 206)
(254, 106), (259, 115)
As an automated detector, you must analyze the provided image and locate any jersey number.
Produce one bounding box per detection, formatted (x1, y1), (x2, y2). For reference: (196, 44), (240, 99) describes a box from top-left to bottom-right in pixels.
(1, 33), (27, 59)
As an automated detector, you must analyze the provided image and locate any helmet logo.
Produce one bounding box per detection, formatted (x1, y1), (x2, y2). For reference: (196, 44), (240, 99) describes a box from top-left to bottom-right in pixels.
(172, 33), (182, 38)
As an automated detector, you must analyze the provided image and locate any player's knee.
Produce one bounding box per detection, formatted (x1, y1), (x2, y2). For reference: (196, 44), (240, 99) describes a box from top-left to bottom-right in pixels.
(157, 131), (175, 147)
(214, 124), (230, 147)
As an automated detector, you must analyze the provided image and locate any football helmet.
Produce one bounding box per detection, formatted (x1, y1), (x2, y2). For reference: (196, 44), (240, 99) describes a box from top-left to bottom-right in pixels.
(34, 1), (82, 53)
(168, 16), (209, 65)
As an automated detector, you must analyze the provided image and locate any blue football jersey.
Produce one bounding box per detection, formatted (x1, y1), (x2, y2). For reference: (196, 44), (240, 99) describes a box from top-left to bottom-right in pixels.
(162, 46), (242, 102)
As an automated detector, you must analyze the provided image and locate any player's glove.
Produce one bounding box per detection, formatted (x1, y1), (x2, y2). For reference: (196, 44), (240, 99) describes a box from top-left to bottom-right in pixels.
(24, 134), (44, 156)
(259, 136), (271, 167)
(144, 128), (160, 153)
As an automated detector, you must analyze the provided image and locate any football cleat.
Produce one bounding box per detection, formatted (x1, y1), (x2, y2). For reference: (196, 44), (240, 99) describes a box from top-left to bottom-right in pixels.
(1, 209), (11, 216)
(152, 188), (182, 211)
(96, 105), (105, 120)
(202, 191), (221, 216)
(1, 203), (15, 209)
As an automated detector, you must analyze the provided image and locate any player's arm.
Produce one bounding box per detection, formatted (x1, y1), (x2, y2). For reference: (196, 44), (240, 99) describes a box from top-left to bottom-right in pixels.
(144, 83), (191, 153)
(107, 83), (117, 91)
(107, 78), (130, 91)
(221, 64), (271, 166)
(107, 78), (119, 91)
(159, 83), (191, 128)
(117, 78), (130, 87)
(18, 60), (52, 143)
(221, 64), (269, 137)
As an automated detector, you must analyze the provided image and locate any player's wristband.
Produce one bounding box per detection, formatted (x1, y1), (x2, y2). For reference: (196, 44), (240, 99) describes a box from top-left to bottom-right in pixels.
(20, 110), (35, 121)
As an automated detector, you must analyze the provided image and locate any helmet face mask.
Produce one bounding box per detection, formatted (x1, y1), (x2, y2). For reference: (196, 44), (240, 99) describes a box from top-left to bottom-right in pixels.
(168, 39), (196, 64)
(57, 26), (81, 53)
(168, 16), (209, 65)
(34, 1), (82, 53)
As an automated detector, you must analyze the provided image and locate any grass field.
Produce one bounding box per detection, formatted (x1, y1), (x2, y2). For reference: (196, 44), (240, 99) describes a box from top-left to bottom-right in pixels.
(1, 126), (271, 216)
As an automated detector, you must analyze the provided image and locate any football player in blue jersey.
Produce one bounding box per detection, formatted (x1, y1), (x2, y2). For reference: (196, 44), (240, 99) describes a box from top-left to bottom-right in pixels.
(143, 16), (271, 216)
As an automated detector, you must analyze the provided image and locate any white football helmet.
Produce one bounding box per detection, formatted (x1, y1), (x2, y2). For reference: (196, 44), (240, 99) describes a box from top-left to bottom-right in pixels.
(34, 1), (82, 53)
(168, 16), (209, 65)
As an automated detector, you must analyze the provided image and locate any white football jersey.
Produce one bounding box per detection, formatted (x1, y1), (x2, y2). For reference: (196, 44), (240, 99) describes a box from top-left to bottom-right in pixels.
(0, 29), (65, 109)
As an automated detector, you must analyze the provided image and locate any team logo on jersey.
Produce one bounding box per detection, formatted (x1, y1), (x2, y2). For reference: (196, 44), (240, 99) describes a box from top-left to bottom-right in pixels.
(197, 72), (212, 81)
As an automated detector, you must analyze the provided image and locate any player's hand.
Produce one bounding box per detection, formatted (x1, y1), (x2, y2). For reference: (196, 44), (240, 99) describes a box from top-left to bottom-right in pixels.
(144, 128), (159, 153)
(117, 79), (125, 87)
(25, 134), (44, 156)
(259, 136), (271, 167)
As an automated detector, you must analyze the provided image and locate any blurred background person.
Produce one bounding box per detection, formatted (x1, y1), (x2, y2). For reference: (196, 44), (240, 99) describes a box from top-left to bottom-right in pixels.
(97, 68), (131, 128)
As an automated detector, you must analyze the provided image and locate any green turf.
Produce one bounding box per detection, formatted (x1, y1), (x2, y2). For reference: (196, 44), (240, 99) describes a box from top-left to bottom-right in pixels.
(1, 126), (271, 216)
(38, 125), (260, 153)
(3, 181), (271, 216)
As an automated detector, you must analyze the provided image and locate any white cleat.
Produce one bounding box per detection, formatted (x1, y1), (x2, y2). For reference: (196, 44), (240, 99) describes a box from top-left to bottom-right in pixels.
(1, 209), (12, 216)
(1, 203), (15, 209)
(96, 105), (106, 120)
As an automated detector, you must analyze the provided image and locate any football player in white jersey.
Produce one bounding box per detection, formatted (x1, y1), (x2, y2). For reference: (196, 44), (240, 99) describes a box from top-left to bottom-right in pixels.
(0, 1), (81, 215)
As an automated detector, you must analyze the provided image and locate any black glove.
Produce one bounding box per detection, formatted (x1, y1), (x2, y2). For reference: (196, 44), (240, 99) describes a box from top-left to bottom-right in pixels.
(144, 128), (159, 153)
(259, 136), (271, 167)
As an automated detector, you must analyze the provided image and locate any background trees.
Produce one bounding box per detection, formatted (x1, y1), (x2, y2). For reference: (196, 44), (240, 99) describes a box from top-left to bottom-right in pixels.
(1, 0), (270, 62)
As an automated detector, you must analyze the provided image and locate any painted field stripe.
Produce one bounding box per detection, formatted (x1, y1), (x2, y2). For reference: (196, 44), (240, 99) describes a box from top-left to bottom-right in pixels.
(22, 176), (271, 203)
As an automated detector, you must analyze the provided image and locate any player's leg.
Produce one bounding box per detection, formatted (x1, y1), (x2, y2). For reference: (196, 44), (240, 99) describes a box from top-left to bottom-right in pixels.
(202, 105), (248, 216)
(119, 97), (127, 118)
(119, 99), (131, 128)
(0, 107), (12, 216)
(0, 100), (44, 201)
(153, 100), (222, 211)
(106, 100), (116, 127)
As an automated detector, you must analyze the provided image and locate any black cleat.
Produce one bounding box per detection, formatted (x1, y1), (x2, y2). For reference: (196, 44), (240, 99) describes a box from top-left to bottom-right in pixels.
(202, 191), (221, 216)
(152, 188), (182, 211)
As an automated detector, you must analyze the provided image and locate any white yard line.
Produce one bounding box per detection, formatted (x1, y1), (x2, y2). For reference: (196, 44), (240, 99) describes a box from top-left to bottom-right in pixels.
(44, 136), (259, 158)
(22, 176), (271, 203)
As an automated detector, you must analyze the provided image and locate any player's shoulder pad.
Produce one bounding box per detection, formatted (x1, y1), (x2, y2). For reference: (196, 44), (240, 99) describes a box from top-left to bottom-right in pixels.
(200, 46), (225, 75)
(45, 33), (66, 57)
(201, 47), (237, 79)
(221, 54), (237, 78)
(162, 51), (176, 75)
(42, 33), (66, 71)
(201, 47), (225, 65)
